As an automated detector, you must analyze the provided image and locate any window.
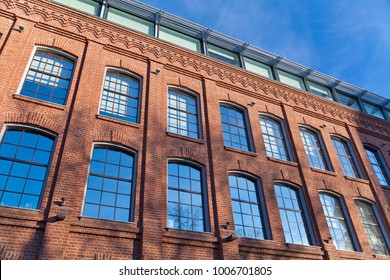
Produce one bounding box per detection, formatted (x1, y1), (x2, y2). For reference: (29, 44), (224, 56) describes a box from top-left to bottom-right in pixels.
(355, 200), (389, 255)
(277, 70), (306, 91)
(300, 127), (329, 170)
(332, 137), (360, 178)
(99, 70), (141, 123)
(229, 174), (268, 240)
(308, 81), (333, 100)
(243, 57), (273, 79)
(337, 91), (362, 111)
(364, 146), (390, 186)
(362, 102), (385, 119)
(167, 89), (200, 139)
(82, 146), (135, 222)
(159, 26), (201, 53)
(52, 0), (100, 16)
(167, 162), (207, 232)
(220, 104), (251, 151)
(207, 44), (240, 67)
(0, 128), (55, 209)
(20, 49), (75, 105)
(106, 7), (154, 36)
(260, 115), (291, 161)
(274, 183), (312, 245)
(319, 193), (356, 251)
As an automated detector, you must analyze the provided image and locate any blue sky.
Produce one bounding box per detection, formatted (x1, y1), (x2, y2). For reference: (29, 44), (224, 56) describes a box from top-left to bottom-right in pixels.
(137, 0), (390, 100)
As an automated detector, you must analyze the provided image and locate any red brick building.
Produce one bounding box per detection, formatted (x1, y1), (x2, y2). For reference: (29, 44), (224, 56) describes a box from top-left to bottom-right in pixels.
(0, 0), (390, 260)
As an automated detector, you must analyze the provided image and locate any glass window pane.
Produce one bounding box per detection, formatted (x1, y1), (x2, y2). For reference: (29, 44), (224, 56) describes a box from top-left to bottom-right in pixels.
(300, 128), (328, 171)
(277, 70), (305, 90)
(52, 0), (100, 16)
(107, 7), (154, 36)
(159, 26), (201, 53)
(208, 44), (240, 66)
(365, 147), (390, 186)
(308, 81), (333, 100)
(244, 57), (273, 79)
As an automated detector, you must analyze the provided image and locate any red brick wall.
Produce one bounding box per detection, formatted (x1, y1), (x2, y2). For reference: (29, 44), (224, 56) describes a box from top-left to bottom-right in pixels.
(0, 0), (389, 260)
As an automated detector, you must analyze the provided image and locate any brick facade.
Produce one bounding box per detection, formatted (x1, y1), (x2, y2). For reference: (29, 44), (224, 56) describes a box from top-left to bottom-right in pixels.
(0, 0), (389, 260)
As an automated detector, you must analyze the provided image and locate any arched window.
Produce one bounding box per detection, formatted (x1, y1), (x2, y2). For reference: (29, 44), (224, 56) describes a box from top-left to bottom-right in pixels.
(299, 127), (330, 170)
(331, 136), (361, 178)
(99, 69), (141, 123)
(274, 183), (313, 245)
(220, 103), (252, 152)
(319, 192), (357, 251)
(167, 88), (200, 139)
(82, 145), (136, 222)
(0, 127), (55, 209)
(259, 115), (292, 161)
(167, 161), (208, 232)
(229, 173), (269, 240)
(20, 48), (75, 105)
(355, 200), (389, 255)
(364, 146), (390, 186)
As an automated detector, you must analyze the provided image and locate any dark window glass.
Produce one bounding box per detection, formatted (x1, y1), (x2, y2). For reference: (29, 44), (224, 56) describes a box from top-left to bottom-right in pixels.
(20, 50), (74, 105)
(338, 92), (362, 111)
(99, 71), (141, 123)
(332, 138), (360, 178)
(300, 128), (329, 170)
(0, 129), (54, 209)
(220, 104), (251, 151)
(355, 200), (389, 255)
(167, 162), (206, 232)
(167, 90), (199, 139)
(229, 174), (266, 239)
(319, 193), (355, 251)
(83, 146), (135, 222)
(260, 116), (290, 161)
(274, 184), (311, 245)
(365, 147), (390, 186)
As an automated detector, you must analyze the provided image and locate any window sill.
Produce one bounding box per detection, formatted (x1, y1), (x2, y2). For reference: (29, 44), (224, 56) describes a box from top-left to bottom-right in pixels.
(164, 227), (215, 243)
(310, 167), (337, 176)
(344, 176), (369, 184)
(96, 114), (141, 128)
(13, 94), (66, 110)
(72, 216), (139, 234)
(166, 132), (204, 144)
(224, 146), (257, 157)
(267, 157), (298, 167)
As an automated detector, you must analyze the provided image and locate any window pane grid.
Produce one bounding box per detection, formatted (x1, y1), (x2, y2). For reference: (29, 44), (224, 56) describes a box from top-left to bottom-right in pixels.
(99, 72), (140, 123)
(320, 194), (355, 251)
(332, 138), (359, 178)
(230, 175), (265, 240)
(355, 200), (389, 256)
(0, 129), (54, 209)
(167, 90), (199, 138)
(300, 129), (328, 170)
(275, 184), (310, 245)
(167, 163), (205, 232)
(220, 104), (250, 151)
(365, 148), (389, 186)
(260, 117), (289, 161)
(83, 147), (134, 222)
(21, 51), (74, 105)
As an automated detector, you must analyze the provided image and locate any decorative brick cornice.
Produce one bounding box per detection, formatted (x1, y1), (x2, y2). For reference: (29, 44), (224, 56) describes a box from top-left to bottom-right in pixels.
(1, 0), (389, 137)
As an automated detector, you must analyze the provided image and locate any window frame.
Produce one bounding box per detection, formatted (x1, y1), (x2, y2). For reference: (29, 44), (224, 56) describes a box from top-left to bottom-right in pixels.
(274, 181), (316, 246)
(363, 145), (390, 187)
(331, 135), (362, 179)
(167, 86), (202, 140)
(98, 67), (143, 124)
(354, 198), (390, 256)
(299, 126), (332, 171)
(259, 114), (294, 162)
(228, 171), (271, 240)
(166, 159), (210, 232)
(0, 124), (57, 210)
(81, 142), (138, 223)
(17, 46), (76, 106)
(319, 191), (360, 252)
(219, 101), (254, 152)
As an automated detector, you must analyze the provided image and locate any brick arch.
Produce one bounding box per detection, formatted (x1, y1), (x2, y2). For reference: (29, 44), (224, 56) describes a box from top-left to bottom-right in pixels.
(2, 111), (63, 134)
(34, 37), (82, 58)
(166, 147), (208, 166)
(90, 130), (142, 152)
(103, 58), (145, 78)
